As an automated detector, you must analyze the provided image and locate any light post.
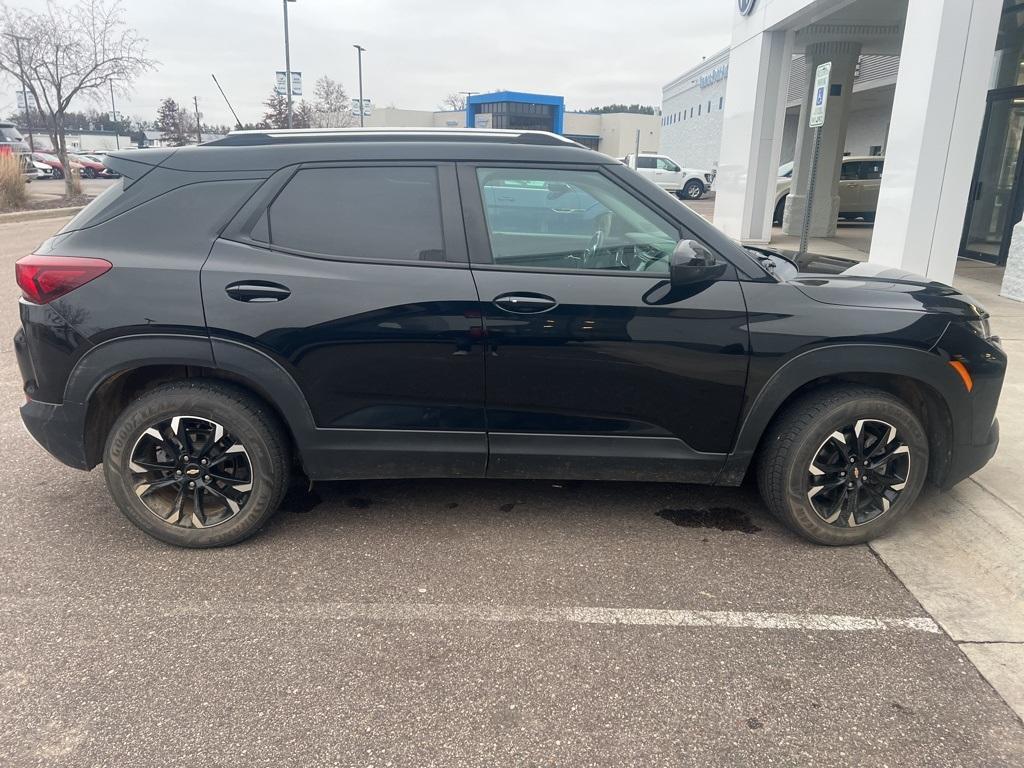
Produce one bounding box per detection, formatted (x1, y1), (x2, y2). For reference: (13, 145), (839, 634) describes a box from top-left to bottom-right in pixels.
(109, 81), (120, 149)
(2, 32), (33, 150)
(353, 44), (366, 127)
(282, 0), (297, 129)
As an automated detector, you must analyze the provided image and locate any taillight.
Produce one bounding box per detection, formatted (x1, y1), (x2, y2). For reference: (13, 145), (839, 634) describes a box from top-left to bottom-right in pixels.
(15, 254), (112, 304)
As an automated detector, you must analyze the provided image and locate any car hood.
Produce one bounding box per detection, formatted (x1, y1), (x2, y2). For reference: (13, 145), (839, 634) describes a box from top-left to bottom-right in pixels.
(790, 262), (987, 319)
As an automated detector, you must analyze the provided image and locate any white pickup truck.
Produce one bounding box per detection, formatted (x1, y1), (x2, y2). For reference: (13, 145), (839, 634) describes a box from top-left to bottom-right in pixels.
(621, 153), (715, 200)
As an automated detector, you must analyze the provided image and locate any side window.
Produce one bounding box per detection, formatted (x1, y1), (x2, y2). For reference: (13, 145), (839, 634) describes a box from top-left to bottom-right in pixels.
(861, 160), (883, 179)
(636, 156), (657, 169)
(656, 157), (680, 172)
(475, 167), (680, 274)
(268, 166), (445, 262)
(841, 162), (860, 181)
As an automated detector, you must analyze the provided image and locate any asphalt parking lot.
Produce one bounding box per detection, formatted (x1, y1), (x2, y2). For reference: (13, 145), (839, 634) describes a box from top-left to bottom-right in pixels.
(2, 217), (1023, 767)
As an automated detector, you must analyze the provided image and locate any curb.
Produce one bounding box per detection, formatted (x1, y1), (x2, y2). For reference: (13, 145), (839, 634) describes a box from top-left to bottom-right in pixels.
(0, 206), (85, 224)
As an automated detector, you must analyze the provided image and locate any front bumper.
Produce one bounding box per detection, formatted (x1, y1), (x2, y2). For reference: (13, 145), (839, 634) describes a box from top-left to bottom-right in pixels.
(942, 418), (999, 490)
(20, 399), (91, 470)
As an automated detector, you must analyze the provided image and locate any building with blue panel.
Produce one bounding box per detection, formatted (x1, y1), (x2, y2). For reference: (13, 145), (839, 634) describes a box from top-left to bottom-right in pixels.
(466, 91), (565, 135)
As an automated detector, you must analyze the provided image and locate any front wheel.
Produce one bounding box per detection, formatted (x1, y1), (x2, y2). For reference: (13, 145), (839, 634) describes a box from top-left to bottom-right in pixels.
(681, 179), (704, 200)
(757, 386), (929, 545)
(103, 381), (290, 547)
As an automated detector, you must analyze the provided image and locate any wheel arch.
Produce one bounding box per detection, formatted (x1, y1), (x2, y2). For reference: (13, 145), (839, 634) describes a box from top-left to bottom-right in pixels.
(719, 344), (968, 486)
(67, 335), (316, 470)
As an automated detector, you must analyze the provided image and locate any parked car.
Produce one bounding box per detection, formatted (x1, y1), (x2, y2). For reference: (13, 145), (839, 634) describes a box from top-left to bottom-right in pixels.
(0, 121), (34, 182)
(14, 129), (1004, 548)
(621, 152), (715, 200)
(69, 153), (119, 179)
(774, 156), (885, 225)
(31, 159), (54, 180)
(33, 152), (66, 179)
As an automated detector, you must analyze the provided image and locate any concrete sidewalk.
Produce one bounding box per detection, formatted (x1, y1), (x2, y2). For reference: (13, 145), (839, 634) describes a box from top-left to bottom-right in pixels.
(872, 260), (1024, 717)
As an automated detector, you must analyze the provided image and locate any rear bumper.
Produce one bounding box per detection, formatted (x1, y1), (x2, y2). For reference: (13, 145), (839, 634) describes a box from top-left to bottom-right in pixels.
(20, 399), (90, 470)
(942, 418), (999, 490)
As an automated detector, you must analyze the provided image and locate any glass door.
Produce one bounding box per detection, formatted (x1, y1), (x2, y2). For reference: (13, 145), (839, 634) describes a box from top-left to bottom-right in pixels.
(960, 90), (1024, 265)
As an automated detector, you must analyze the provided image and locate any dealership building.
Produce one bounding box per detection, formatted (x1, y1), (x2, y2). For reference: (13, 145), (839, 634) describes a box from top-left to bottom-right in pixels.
(365, 91), (661, 159)
(663, 0), (1024, 286)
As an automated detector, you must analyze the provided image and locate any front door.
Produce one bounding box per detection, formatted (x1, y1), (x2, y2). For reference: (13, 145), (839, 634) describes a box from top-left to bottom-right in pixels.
(961, 89), (1024, 265)
(203, 162), (487, 478)
(459, 163), (749, 482)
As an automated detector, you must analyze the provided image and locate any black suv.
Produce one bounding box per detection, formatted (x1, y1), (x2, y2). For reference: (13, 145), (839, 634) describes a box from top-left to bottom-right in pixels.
(14, 129), (1005, 548)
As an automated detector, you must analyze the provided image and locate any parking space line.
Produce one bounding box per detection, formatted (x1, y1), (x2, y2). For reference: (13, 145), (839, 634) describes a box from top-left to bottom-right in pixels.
(312, 603), (941, 633)
(4, 598), (941, 633)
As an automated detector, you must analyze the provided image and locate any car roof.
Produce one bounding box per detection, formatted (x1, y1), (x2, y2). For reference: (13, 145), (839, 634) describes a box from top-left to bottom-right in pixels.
(112, 128), (614, 173)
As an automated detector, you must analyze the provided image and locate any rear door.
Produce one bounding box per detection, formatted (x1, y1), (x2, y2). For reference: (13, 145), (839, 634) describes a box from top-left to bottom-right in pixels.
(458, 162), (750, 482)
(839, 160), (864, 212)
(858, 159), (884, 212)
(203, 162), (487, 478)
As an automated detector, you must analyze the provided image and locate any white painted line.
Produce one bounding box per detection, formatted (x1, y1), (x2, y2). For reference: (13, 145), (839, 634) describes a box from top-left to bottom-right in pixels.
(4, 599), (940, 633)
(313, 602), (941, 634)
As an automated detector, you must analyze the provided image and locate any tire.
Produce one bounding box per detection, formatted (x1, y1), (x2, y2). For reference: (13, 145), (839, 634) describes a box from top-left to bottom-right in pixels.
(53, 168), (64, 180)
(103, 380), (290, 548)
(773, 196), (787, 226)
(757, 385), (929, 546)
(83, 168), (95, 179)
(682, 179), (704, 200)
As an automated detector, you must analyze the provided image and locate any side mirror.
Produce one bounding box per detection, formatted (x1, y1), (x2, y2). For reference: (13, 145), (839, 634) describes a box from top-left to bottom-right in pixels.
(670, 240), (728, 286)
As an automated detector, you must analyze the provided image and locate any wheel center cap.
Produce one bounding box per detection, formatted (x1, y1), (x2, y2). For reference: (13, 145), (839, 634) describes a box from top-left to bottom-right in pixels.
(185, 466), (201, 478)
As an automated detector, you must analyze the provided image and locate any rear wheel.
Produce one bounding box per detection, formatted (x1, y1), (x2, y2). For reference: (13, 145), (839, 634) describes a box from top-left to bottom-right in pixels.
(103, 381), (289, 547)
(773, 196), (787, 226)
(757, 386), (928, 545)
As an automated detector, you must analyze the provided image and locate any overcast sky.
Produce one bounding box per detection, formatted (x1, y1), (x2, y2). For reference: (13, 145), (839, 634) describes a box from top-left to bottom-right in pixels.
(3, 0), (734, 126)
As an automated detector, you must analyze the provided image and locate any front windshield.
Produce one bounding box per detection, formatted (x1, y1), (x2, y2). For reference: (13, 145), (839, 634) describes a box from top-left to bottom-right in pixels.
(778, 161), (794, 178)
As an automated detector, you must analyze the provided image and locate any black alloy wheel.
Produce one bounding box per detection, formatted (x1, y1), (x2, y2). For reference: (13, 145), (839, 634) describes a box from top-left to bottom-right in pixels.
(805, 419), (910, 528)
(128, 415), (253, 529)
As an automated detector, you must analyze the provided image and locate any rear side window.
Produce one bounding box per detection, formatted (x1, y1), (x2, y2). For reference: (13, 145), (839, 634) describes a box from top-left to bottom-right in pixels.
(268, 166), (446, 262)
(636, 156), (657, 169)
(861, 160), (883, 179)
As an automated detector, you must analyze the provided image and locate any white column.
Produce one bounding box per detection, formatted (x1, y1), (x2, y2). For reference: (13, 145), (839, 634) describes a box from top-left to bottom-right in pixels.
(714, 29), (794, 244)
(868, 0), (1002, 284)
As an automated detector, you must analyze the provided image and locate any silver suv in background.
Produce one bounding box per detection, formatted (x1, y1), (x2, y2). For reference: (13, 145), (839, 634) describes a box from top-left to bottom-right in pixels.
(774, 156), (884, 225)
(0, 121), (34, 182)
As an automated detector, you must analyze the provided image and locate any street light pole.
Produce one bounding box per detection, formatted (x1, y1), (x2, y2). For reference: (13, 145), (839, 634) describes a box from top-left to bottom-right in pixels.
(109, 81), (120, 149)
(193, 96), (203, 144)
(3, 33), (33, 150)
(353, 44), (366, 128)
(283, 0), (297, 129)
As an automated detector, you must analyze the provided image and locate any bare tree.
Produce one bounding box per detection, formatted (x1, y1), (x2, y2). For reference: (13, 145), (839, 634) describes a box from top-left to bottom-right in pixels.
(0, 0), (155, 196)
(438, 92), (468, 111)
(311, 76), (352, 128)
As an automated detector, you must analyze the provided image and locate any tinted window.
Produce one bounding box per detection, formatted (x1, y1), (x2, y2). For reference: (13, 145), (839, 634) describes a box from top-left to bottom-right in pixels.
(636, 156), (657, 169)
(841, 162), (860, 180)
(0, 126), (23, 142)
(476, 167), (679, 273)
(860, 160), (883, 179)
(269, 166), (445, 262)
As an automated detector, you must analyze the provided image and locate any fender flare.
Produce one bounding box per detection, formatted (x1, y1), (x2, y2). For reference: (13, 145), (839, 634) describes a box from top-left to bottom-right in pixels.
(64, 333), (319, 454)
(718, 343), (968, 483)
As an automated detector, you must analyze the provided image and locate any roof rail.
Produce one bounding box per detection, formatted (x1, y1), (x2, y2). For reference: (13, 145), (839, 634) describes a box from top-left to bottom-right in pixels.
(205, 127), (585, 148)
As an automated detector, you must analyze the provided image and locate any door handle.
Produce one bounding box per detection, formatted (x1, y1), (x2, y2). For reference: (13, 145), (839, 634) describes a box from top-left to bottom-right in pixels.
(225, 281), (291, 303)
(493, 292), (558, 314)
